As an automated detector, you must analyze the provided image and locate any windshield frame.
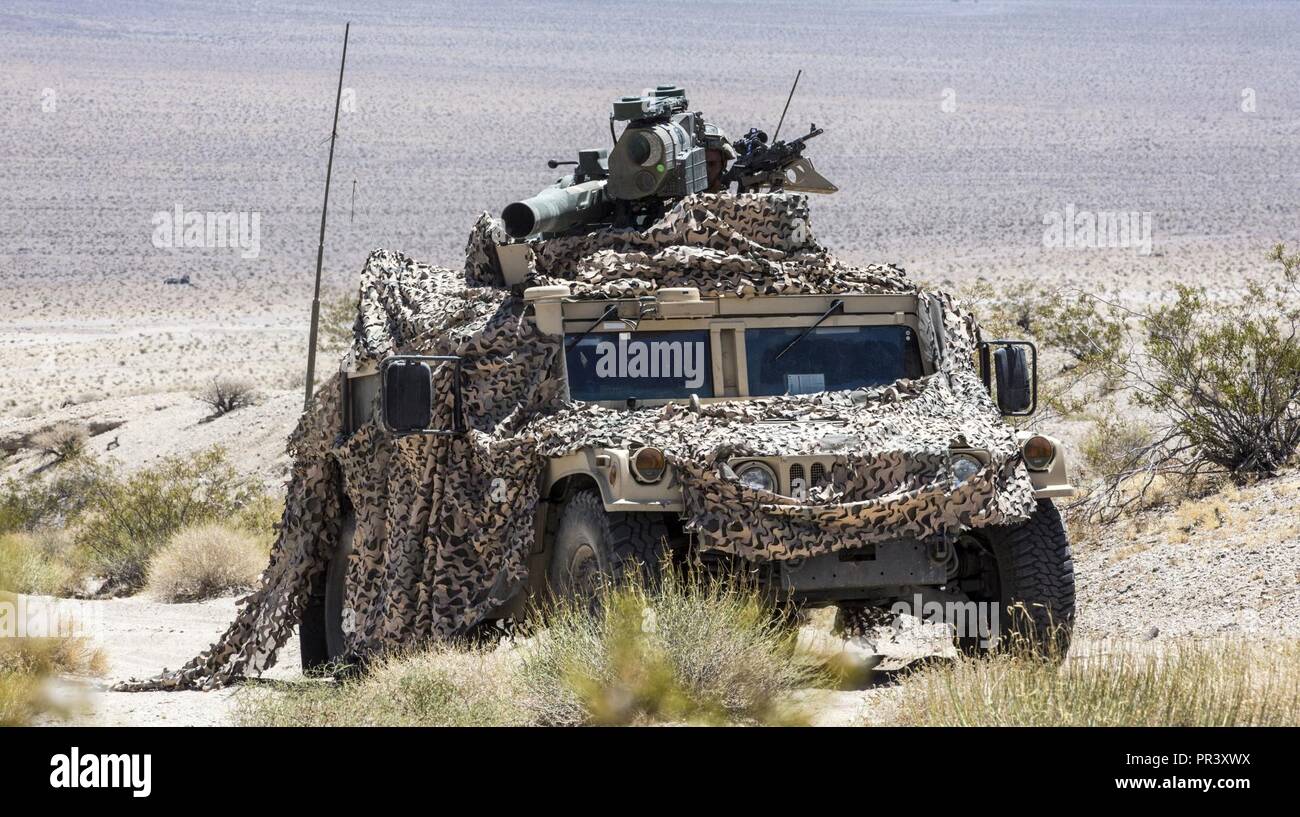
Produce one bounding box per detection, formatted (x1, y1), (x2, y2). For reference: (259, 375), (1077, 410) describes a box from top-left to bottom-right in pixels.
(558, 299), (931, 408)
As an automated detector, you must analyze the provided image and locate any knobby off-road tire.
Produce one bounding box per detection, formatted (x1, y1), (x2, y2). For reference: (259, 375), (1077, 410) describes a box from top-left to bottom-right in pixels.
(985, 498), (1075, 657)
(299, 513), (356, 673)
(548, 490), (669, 601)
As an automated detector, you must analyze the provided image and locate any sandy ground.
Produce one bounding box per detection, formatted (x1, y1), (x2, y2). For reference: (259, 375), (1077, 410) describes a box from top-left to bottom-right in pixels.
(3, 1), (1298, 725)
(51, 596), (301, 727)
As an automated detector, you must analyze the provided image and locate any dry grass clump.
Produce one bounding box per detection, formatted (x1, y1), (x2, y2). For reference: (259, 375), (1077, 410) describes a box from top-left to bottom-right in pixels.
(894, 639), (1300, 726)
(235, 647), (528, 727)
(0, 634), (107, 726)
(28, 422), (89, 464)
(146, 523), (268, 602)
(521, 568), (822, 726)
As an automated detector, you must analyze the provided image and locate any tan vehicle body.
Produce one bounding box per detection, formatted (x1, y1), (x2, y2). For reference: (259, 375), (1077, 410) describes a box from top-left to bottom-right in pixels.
(343, 282), (1073, 613)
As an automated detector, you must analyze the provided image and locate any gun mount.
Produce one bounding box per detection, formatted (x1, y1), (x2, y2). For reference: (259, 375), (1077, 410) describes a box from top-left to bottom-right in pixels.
(500, 84), (836, 240)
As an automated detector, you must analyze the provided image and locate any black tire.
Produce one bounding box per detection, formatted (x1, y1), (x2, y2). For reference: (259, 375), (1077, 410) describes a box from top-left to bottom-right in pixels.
(299, 513), (356, 672)
(299, 579), (329, 675)
(984, 499), (1075, 657)
(548, 490), (668, 601)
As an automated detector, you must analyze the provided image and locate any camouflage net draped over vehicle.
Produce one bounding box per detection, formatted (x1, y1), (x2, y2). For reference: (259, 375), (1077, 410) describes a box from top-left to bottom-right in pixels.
(119, 193), (1035, 691)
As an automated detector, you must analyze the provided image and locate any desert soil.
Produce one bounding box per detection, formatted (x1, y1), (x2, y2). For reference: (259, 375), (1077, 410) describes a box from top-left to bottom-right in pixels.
(3, 0), (1298, 725)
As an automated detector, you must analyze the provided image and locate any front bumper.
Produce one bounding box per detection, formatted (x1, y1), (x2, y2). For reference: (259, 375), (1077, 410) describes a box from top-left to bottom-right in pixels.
(778, 539), (947, 602)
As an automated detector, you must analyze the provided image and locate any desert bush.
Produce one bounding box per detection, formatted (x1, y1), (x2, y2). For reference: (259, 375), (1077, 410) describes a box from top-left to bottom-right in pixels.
(520, 568), (821, 726)
(232, 492), (283, 544)
(1076, 245), (1300, 519)
(235, 647), (528, 727)
(1, 544), (106, 724)
(74, 448), (259, 593)
(895, 639), (1300, 726)
(28, 422), (88, 464)
(1135, 284), (1300, 474)
(0, 531), (81, 596)
(146, 523), (268, 602)
(958, 281), (1126, 422)
(197, 377), (257, 417)
(0, 469), (101, 534)
(1079, 411), (1152, 480)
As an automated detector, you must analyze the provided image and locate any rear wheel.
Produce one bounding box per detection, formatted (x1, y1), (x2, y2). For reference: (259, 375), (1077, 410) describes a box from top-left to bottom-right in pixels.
(299, 513), (355, 672)
(548, 490), (668, 602)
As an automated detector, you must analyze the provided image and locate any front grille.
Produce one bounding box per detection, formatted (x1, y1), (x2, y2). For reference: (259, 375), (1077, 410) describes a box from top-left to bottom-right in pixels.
(809, 462), (828, 487)
(788, 461), (832, 497)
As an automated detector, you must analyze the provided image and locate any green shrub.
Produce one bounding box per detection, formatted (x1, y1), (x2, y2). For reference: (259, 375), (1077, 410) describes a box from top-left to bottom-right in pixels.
(232, 492), (283, 544)
(146, 523), (268, 602)
(74, 448), (258, 593)
(1136, 283), (1300, 475)
(0, 470), (100, 534)
(0, 531), (81, 596)
(521, 568), (821, 726)
(318, 290), (359, 354)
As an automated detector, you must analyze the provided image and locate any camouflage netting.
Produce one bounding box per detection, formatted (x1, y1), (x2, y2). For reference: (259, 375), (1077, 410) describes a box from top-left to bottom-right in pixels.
(119, 193), (1035, 691)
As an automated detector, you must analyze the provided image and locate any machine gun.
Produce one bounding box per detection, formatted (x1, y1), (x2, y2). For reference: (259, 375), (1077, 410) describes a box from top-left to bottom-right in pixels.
(501, 85), (709, 239)
(722, 124), (837, 195)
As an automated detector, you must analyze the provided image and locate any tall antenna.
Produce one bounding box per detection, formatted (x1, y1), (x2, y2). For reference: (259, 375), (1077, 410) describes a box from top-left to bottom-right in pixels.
(772, 68), (802, 143)
(304, 22), (350, 408)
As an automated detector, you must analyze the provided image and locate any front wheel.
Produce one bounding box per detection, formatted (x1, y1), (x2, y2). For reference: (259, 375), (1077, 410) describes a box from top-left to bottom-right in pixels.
(548, 490), (668, 602)
(977, 499), (1076, 657)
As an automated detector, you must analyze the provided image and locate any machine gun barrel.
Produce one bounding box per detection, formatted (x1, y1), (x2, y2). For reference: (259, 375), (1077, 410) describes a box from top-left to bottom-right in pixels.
(501, 179), (610, 239)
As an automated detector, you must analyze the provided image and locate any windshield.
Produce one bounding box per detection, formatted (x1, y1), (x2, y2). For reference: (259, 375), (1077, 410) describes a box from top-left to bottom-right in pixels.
(566, 330), (713, 402)
(745, 325), (923, 396)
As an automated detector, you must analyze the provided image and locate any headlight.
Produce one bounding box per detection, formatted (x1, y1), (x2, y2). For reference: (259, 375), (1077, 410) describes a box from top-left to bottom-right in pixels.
(735, 461), (777, 493)
(950, 454), (982, 487)
(1021, 435), (1056, 471)
(630, 446), (668, 483)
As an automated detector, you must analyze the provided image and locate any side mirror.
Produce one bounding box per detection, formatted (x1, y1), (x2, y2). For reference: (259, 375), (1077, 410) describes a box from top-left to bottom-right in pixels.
(379, 355), (466, 435)
(979, 340), (1037, 416)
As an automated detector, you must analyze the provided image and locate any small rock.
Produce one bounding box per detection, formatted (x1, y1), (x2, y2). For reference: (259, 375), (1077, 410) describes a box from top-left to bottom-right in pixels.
(1143, 626), (1159, 641)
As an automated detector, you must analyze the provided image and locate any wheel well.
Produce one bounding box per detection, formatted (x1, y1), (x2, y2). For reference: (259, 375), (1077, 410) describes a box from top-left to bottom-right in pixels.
(538, 474), (687, 557)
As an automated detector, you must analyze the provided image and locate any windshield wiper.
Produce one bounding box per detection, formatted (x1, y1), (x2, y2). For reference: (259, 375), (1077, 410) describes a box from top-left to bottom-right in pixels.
(565, 304), (620, 350)
(775, 298), (845, 360)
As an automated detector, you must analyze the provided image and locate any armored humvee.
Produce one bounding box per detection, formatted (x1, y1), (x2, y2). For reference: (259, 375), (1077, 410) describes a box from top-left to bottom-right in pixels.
(301, 264), (1076, 667)
(298, 87), (1076, 670)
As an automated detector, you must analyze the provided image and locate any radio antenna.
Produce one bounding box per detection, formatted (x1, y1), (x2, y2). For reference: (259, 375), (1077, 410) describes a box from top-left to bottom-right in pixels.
(304, 22), (350, 409)
(772, 69), (802, 142)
